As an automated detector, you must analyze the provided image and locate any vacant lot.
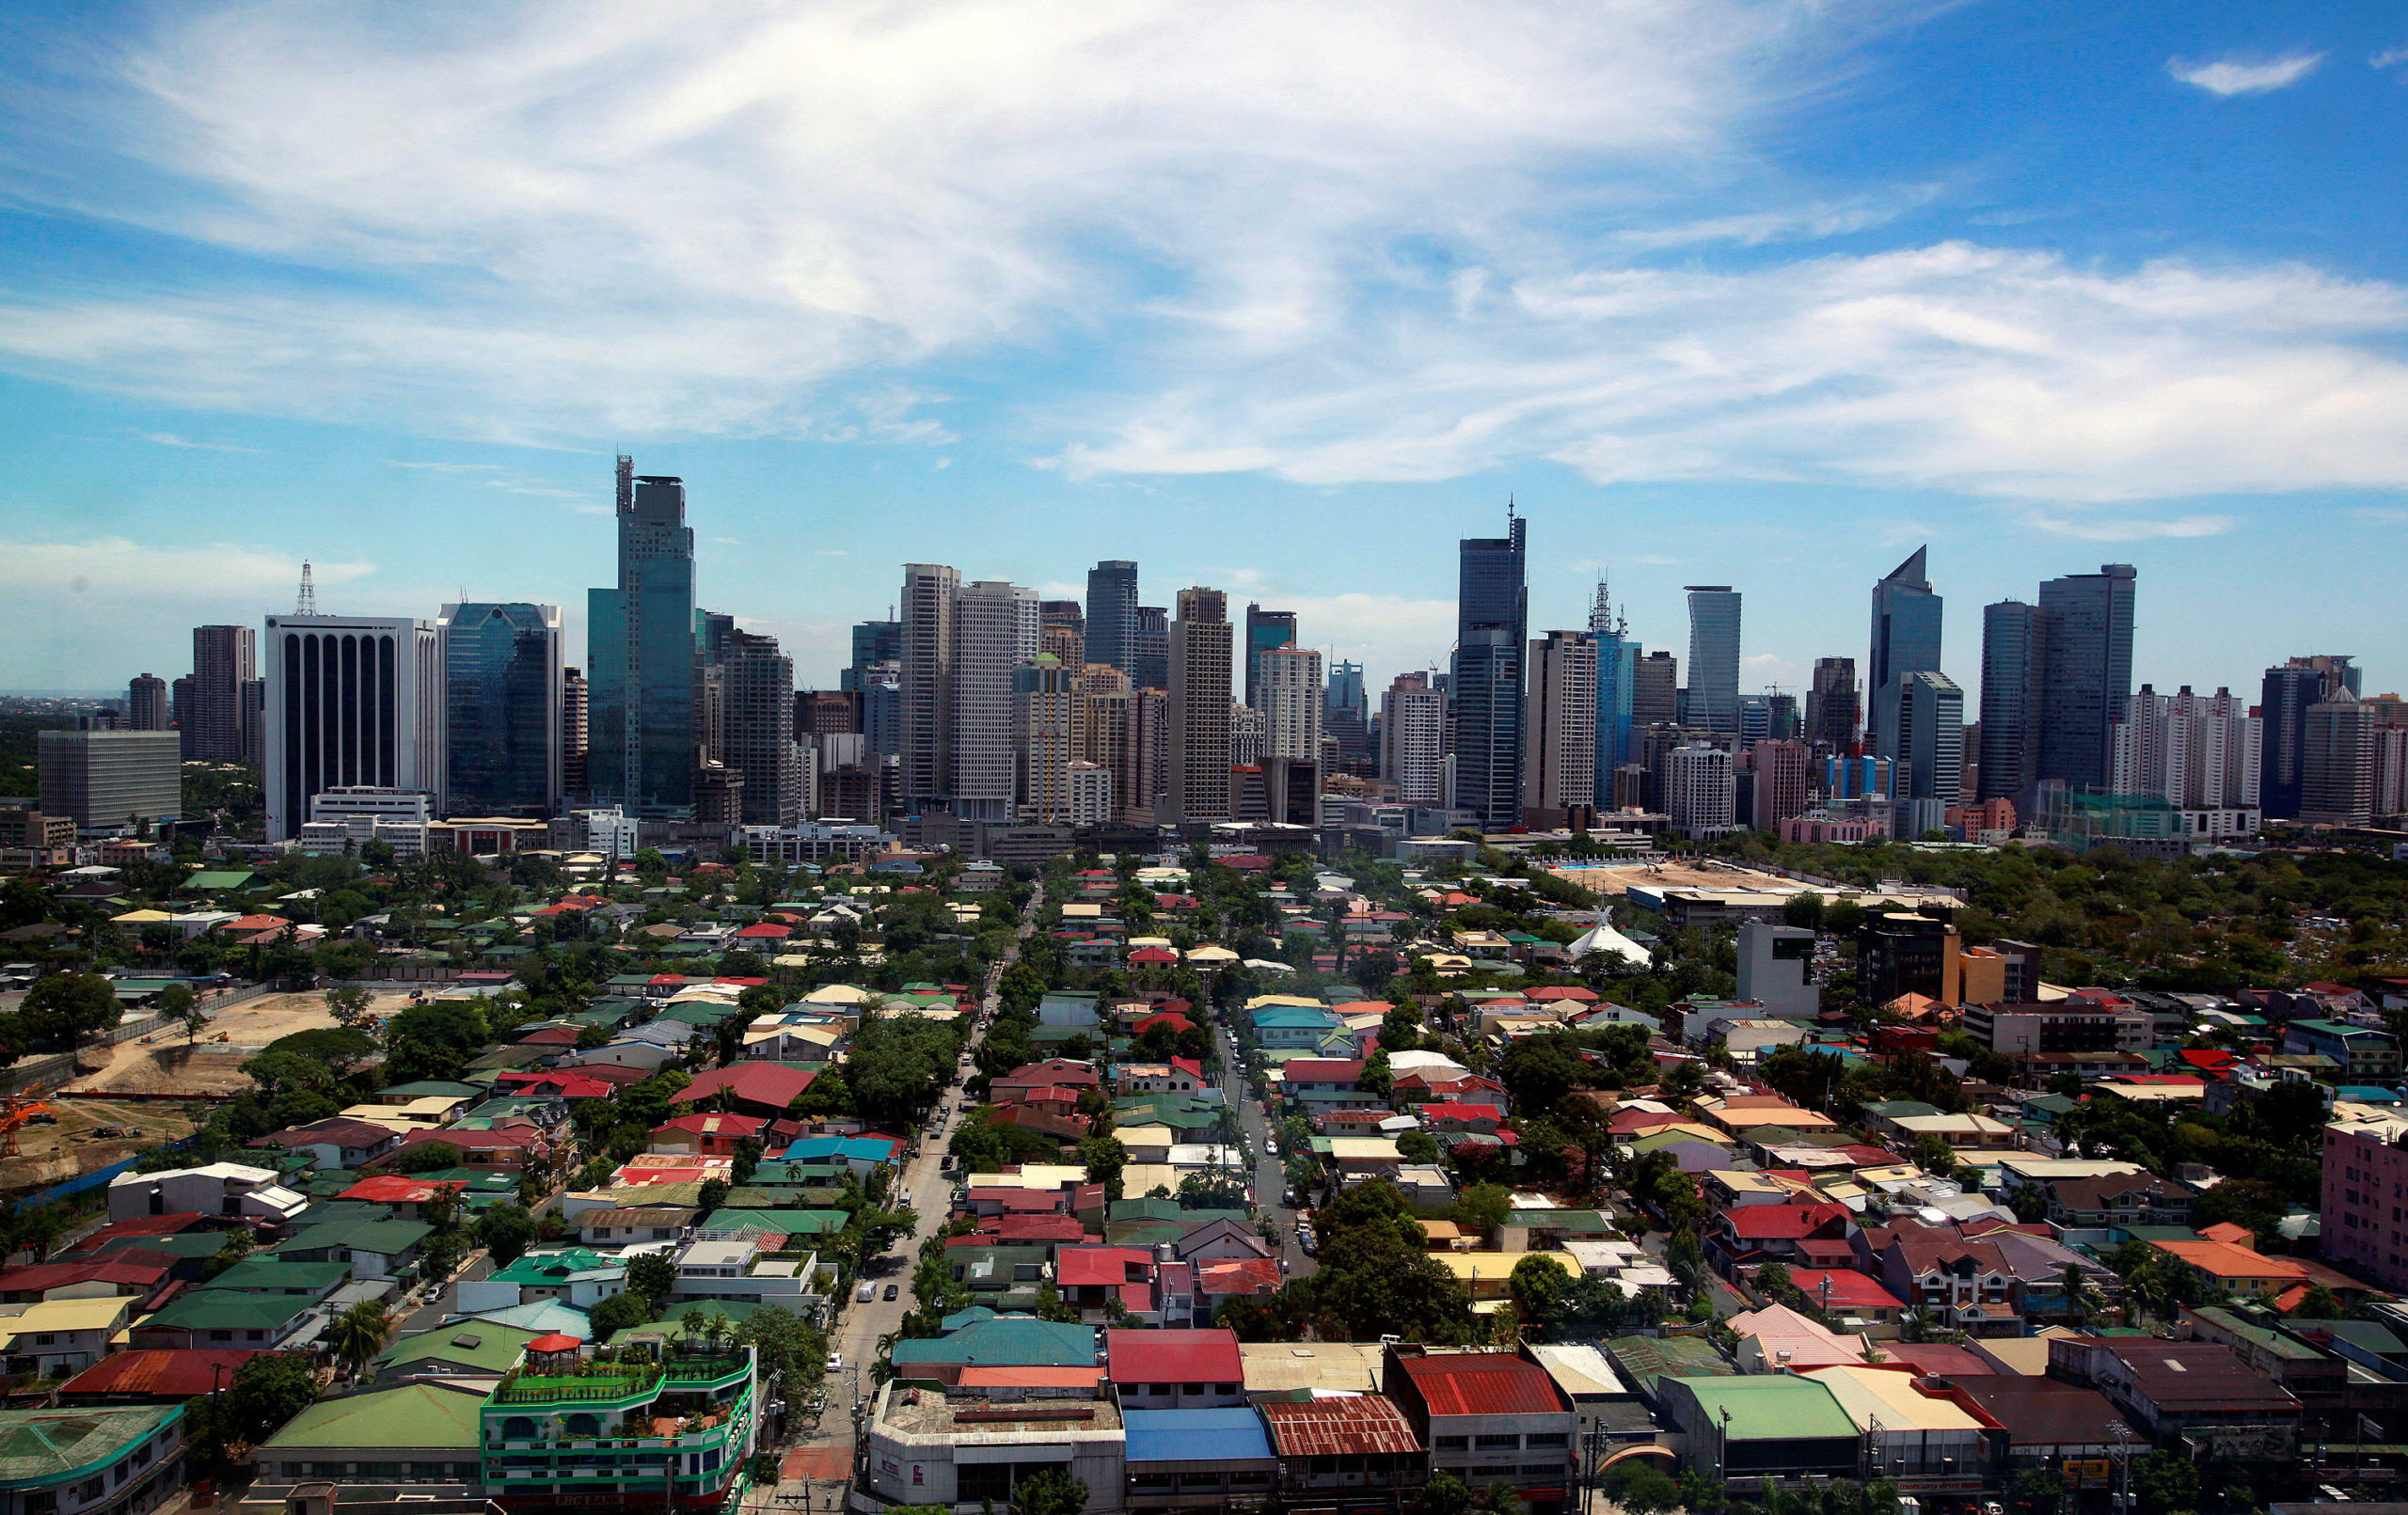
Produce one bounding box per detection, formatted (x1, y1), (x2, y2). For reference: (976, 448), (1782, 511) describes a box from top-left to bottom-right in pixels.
(0, 1097), (205, 1191)
(1550, 860), (1813, 897)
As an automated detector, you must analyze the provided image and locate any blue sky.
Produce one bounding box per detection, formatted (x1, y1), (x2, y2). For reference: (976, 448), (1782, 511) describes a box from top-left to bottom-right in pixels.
(3, 0), (2405, 705)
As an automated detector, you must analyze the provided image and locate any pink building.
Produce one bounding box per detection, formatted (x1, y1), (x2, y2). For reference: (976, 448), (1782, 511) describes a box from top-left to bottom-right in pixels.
(2321, 1108), (2408, 1290)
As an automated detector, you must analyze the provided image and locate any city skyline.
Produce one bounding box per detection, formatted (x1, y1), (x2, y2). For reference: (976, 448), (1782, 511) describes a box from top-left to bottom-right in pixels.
(3, 3), (2407, 700)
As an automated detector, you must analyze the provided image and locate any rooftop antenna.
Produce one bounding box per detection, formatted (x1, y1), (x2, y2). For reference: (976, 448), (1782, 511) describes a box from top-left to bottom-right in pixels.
(1506, 494), (1517, 523)
(615, 453), (635, 514)
(295, 560), (316, 616)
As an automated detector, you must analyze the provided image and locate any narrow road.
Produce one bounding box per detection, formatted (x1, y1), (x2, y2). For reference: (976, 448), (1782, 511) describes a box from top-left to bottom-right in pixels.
(1218, 1020), (1316, 1280)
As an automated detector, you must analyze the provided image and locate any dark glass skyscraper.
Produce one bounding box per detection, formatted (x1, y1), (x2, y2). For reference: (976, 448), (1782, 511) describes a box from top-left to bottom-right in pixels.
(843, 621), (902, 693)
(1683, 586), (1742, 734)
(587, 457), (697, 814)
(1085, 560), (1139, 674)
(1868, 547), (1942, 761)
(1453, 513), (1528, 829)
(2260, 655), (2360, 819)
(440, 602), (562, 817)
(1806, 656), (1859, 751)
(1131, 606), (1170, 691)
(1977, 600), (2045, 803)
(1244, 604), (1297, 708)
(2036, 562), (2136, 793)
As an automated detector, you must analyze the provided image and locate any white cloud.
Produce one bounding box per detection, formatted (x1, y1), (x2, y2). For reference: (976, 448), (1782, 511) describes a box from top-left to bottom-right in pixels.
(2023, 512), (2236, 541)
(2167, 53), (2324, 97)
(0, 537), (372, 595)
(2374, 46), (2408, 70)
(140, 431), (266, 452)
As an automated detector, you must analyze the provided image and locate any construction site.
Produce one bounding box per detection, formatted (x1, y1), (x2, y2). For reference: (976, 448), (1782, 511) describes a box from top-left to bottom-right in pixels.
(0, 986), (418, 1192)
(1550, 857), (1814, 897)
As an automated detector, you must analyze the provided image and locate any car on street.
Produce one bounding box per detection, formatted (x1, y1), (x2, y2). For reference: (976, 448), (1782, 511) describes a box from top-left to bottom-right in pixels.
(827, 1352), (845, 1371)
(883, 1284), (900, 1301)
(856, 1282), (877, 1302)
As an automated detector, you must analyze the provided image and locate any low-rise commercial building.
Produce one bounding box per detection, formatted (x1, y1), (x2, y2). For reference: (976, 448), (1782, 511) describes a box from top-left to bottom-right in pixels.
(0, 1403), (183, 1515)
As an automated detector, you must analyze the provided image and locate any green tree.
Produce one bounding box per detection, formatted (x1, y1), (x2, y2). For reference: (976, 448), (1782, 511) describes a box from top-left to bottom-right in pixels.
(2004, 1467), (2063, 1515)
(1009, 1468), (1088, 1515)
(627, 1252), (678, 1302)
(474, 1205), (538, 1266)
(389, 1141), (463, 1174)
(697, 1178), (731, 1213)
(1397, 1130), (1440, 1163)
(1508, 1254), (1572, 1333)
(1451, 1182), (1512, 1241)
(2292, 1281), (2343, 1320)
(158, 983), (204, 1042)
(1079, 1134), (1129, 1202)
(17, 972), (121, 1051)
(326, 983), (375, 1030)
(2132, 1452), (2198, 1515)
(1408, 1473), (1474, 1515)
(589, 1290), (656, 1341)
(328, 1300), (390, 1377)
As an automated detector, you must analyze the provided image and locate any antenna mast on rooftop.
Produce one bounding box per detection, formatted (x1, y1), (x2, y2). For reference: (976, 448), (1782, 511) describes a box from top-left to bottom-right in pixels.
(295, 560), (317, 616)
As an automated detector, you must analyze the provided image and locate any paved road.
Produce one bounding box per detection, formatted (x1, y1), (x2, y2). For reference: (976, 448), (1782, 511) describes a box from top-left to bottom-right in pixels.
(393, 1250), (496, 1336)
(1216, 1020), (1317, 1281)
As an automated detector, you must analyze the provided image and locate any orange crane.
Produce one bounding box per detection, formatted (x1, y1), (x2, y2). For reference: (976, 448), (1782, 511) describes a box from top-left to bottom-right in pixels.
(0, 1097), (55, 1159)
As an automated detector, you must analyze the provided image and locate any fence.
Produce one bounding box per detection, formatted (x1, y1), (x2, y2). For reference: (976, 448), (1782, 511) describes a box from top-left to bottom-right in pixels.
(0, 981), (274, 1098)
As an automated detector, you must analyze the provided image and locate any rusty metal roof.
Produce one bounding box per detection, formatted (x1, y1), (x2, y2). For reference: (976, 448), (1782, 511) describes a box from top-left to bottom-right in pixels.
(1259, 1396), (1422, 1457)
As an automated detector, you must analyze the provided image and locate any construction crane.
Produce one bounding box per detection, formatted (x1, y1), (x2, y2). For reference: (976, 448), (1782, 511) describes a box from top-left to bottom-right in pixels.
(0, 1097), (55, 1159)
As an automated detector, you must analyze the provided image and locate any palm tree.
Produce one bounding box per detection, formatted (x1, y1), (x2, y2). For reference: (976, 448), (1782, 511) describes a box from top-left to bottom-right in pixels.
(2061, 1263), (2106, 1328)
(679, 1306), (710, 1350)
(329, 1301), (390, 1379)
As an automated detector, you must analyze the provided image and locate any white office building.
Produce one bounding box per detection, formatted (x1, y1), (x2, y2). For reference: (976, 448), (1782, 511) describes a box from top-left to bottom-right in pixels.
(1664, 743), (1736, 839)
(950, 580), (1038, 822)
(264, 615), (444, 842)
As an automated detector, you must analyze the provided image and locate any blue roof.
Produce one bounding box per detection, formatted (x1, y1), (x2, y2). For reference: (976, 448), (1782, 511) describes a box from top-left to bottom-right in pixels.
(458, 1300), (594, 1336)
(782, 1135), (900, 1162)
(1124, 1409), (1275, 1464)
(1249, 1007), (1339, 1027)
(889, 1315), (1096, 1368)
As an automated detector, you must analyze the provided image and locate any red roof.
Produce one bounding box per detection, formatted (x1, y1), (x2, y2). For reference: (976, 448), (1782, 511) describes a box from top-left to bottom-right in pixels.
(1056, 1248), (1154, 1287)
(675, 1064), (816, 1109)
(221, 914), (291, 932)
(972, 1214), (1088, 1243)
(1396, 1351), (1569, 1416)
(1872, 1342), (1992, 1377)
(1194, 1257), (1280, 1296)
(517, 1026), (582, 1045)
(655, 1113), (771, 1139)
(340, 1176), (468, 1206)
(1281, 1060), (1366, 1083)
(1134, 1012), (1195, 1034)
(1785, 1268), (1906, 1311)
(528, 1334), (584, 1353)
(1724, 1202), (1851, 1239)
(1128, 948), (1179, 965)
(733, 923), (791, 939)
(2199, 1222), (2255, 1246)
(1526, 986), (1600, 1002)
(1260, 1397), (1421, 1456)
(0, 1261), (166, 1294)
(59, 1349), (261, 1398)
(496, 1069), (621, 1099)
(1106, 1328), (1244, 1384)
(999, 1060), (1101, 1089)
(1418, 1103), (1501, 1122)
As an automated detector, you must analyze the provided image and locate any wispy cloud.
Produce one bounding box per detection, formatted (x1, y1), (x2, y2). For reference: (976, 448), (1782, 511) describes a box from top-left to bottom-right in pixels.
(0, 537), (372, 593)
(2024, 512), (2237, 541)
(384, 458), (595, 507)
(140, 431), (264, 452)
(2167, 53), (2324, 97)
(2354, 507), (2408, 525)
(2372, 45), (2408, 70)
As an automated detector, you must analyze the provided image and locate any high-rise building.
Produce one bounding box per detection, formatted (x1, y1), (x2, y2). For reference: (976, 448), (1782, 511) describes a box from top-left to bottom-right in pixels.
(1524, 630), (1597, 817)
(2036, 562), (2137, 793)
(859, 661), (902, 764)
(1125, 686), (1168, 823)
(1589, 585), (1638, 790)
(1014, 653), (1078, 823)
(1806, 657), (1859, 751)
(1085, 561), (1139, 676)
(1453, 513), (1529, 830)
(2110, 686), (2260, 810)
(1257, 645), (1323, 762)
(438, 602), (562, 818)
(2260, 655), (2361, 819)
(169, 676), (192, 750)
(1131, 606), (1170, 692)
(1243, 605), (1298, 710)
(1632, 650), (1678, 731)
(843, 621), (902, 694)
(896, 564), (959, 813)
(127, 674), (167, 732)
(1038, 601), (1085, 668)
(188, 625), (258, 763)
(1381, 672), (1447, 806)
(1323, 659), (1370, 765)
(1164, 588), (1234, 825)
(1683, 586), (1742, 735)
(562, 666), (588, 799)
(2302, 692), (2377, 827)
(1664, 743), (1735, 839)
(722, 629), (803, 825)
(1867, 547), (1942, 761)
(1893, 670), (1965, 805)
(263, 614), (444, 842)
(1977, 600), (2046, 804)
(1749, 739), (1813, 832)
(1230, 702), (1266, 767)
(950, 580), (1039, 822)
(37, 731), (182, 832)
(586, 459), (696, 815)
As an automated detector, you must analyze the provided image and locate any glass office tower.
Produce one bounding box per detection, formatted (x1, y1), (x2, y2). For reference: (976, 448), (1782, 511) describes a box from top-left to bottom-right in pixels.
(440, 602), (562, 817)
(587, 458), (697, 814)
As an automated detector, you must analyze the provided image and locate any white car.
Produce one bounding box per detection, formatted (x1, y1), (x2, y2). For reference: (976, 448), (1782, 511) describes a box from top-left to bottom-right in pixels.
(856, 1282), (877, 1302)
(827, 1353), (845, 1371)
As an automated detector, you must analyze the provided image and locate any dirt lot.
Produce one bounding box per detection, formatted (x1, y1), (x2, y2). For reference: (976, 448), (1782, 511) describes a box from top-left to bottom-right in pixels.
(1550, 860), (1814, 896)
(0, 1097), (206, 1190)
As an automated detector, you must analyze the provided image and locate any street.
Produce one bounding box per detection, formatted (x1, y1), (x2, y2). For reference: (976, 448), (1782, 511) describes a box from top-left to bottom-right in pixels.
(1218, 1019), (1317, 1280)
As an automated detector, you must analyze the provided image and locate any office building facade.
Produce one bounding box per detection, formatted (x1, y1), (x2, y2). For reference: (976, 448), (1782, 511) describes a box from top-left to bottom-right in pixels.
(1632, 650), (1678, 732)
(2036, 562), (2137, 793)
(1749, 738), (1813, 832)
(561, 666), (588, 798)
(1452, 514), (1529, 830)
(1665, 743), (1736, 839)
(1084, 560), (1139, 676)
(586, 461), (697, 815)
(1164, 588), (1234, 824)
(1683, 586), (1742, 734)
(950, 580), (1039, 822)
(2260, 655), (2361, 819)
(37, 731), (182, 832)
(1131, 606), (1170, 692)
(722, 629), (803, 826)
(1893, 670), (1965, 807)
(1324, 660), (1371, 764)
(2302, 693), (2377, 827)
(1257, 644), (1324, 765)
(1867, 547), (1942, 762)
(1014, 653), (1079, 823)
(843, 620), (902, 694)
(1591, 584), (1638, 791)
(1524, 629), (1597, 816)
(263, 614), (444, 841)
(436, 602), (562, 819)
(1977, 600), (2046, 804)
(1243, 605), (1298, 711)
(187, 624), (259, 764)
(1806, 656), (1859, 753)
(896, 564), (959, 813)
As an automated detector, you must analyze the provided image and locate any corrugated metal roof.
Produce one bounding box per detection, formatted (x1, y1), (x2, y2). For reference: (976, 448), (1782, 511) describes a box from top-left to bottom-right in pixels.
(1125, 1408), (1275, 1464)
(1259, 1397), (1421, 1456)
(59, 1349), (261, 1398)
(1108, 1329), (1244, 1383)
(1397, 1352), (1570, 1417)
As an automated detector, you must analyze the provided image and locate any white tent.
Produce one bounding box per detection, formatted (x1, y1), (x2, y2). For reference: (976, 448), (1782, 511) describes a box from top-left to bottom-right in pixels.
(1564, 919), (1652, 969)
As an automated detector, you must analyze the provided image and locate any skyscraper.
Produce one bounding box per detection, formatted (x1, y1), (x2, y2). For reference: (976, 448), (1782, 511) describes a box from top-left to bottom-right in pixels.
(1381, 672), (1447, 805)
(1683, 586), (1742, 734)
(1977, 600), (2046, 804)
(1085, 561), (1139, 676)
(2110, 686), (2260, 809)
(263, 613), (444, 841)
(439, 602), (562, 818)
(1131, 606), (1170, 692)
(2302, 692), (2377, 827)
(1243, 605), (1298, 710)
(1038, 601), (1085, 668)
(1590, 585), (1638, 789)
(188, 624), (258, 763)
(1749, 739), (1813, 831)
(1893, 670), (1965, 805)
(1015, 653), (1080, 823)
(2036, 562), (2137, 794)
(1664, 743), (1736, 839)
(1453, 513), (1529, 830)
(723, 629), (803, 825)
(1523, 630), (1597, 817)
(1324, 660), (1370, 765)
(37, 731), (182, 832)
(896, 563), (959, 814)
(1632, 650), (1678, 731)
(1867, 547), (1942, 761)
(127, 674), (167, 732)
(842, 621), (902, 694)
(562, 666), (588, 799)
(1258, 644), (1324, 762)
(1806, 657), (1859, 751)
(1164, 588), (1234, 825)
(2260, 655), (2361, 819)
(949, 580), (1039, 822)
(586, 459), (697, 814)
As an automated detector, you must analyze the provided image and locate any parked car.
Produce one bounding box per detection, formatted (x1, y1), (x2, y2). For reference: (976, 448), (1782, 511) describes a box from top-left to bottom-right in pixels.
(883, 1284), (900, 1302)
(856, 1282), (877, 1302)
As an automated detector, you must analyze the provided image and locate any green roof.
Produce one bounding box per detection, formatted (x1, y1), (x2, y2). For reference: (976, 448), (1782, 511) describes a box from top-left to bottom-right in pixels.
(1603, 1334), (1732, 1394)
(889, 1315), (1095, 1367)
(374, 1081), (485, 1100)
(489, 1249), (623, 1286)
(1109, 1197), (1184, 1222)
(0, 1405), (182, 1484)
(1668, 1375), (1858, 1441)
(375, 1323), (542, 1375)
(182, 871), (255, 891)
(206, 1258), (350, 1295)
(1506, 1209), (1613, 1232)
(702, 1207), (847, 1235)
(141, 1291), (316, 1331)
(259, 1381), (484, 1453)
(270, 1218), (433, 1258)
(2191, 1307), (2326, 1361)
